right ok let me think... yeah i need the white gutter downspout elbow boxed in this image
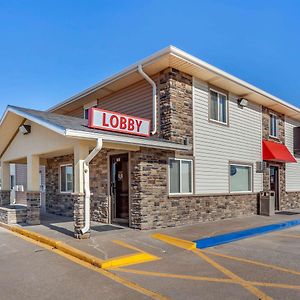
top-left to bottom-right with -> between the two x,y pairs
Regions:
81,138 -> 103,235
137,64 -> 157,135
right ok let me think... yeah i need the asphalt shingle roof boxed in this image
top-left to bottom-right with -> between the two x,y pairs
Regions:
7,105 -> 177,143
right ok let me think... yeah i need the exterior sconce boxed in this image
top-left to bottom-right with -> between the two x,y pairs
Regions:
19,125 -> 31,135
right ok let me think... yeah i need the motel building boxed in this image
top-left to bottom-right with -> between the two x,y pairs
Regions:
1,46 -> 300,239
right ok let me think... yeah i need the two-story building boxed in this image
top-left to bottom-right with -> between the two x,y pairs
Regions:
1,46 -> 300,238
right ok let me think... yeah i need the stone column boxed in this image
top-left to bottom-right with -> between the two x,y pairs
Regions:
73,142 -> 90,239
26,191 -> 41,225
73,193 -> 90,239
0,190 -> 10,206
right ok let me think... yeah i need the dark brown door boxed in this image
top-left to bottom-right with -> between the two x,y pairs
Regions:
270,166 -> 280,210
110,153 -> 129,223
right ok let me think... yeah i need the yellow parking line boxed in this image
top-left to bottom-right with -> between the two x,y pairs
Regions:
99,240 -> 160,269
116,267 -> 236,284
101,252 -> 160,269
152,233 -> 272,300
116,267 -> 300,291
192,249 -> 273,300
204,250 -> 300,276
113,239 -> 152,253
151,233 -> 196,250
6,229 -> 168,300
273,233 -> 300,238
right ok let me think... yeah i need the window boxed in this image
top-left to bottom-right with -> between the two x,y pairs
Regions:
84,104 -> 97,119
210,89 -> 228,124
10,175 -> 15,190
60,165 -> 73,193
230,164 -> 252,193
270,113 -> 278,137
169,158 -> 193,194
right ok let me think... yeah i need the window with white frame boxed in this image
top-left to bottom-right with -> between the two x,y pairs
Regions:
210,89 -> 228,124
60,165 -> 73,193
169,158 -> 193,194
270,113 -> 278,137
230,164 -> 252,193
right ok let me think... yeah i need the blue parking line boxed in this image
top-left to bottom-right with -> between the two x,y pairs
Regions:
194,219 -> 300,249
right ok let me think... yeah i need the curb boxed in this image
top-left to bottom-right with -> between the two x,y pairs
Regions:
152,233 -> 196,250
0,222 -> 104,267
0,222 -> 158,270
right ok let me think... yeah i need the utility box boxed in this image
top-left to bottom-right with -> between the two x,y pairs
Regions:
259,191 -> 275,216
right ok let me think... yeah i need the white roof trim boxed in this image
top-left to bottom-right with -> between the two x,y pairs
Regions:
0,106 -> 189,152
65,129 -> 190,151
1,106 -> 66,135
47,46 -> 173,112
47,45 -> 300,116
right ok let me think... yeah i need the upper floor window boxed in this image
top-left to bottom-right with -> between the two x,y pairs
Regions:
169,158 -> 193,195
209,89 -> 228,124
270,113 -> 278,138
83,102 -> 97,119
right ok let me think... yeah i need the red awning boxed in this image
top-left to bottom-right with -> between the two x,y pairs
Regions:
262,140 -> 297,163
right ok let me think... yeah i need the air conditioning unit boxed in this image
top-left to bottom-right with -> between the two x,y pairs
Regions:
14,185 -> 24,192
256,161 -> 266,173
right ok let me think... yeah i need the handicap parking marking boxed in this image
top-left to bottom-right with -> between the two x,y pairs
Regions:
1,224 -> 168,300
203,249 -> 300,276
193,219 -> 300,249
152,233 -> 272,299
115,267 -> 300,292
191,248 -> 273,300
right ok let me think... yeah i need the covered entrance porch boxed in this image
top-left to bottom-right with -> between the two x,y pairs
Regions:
0,106 -> 188,238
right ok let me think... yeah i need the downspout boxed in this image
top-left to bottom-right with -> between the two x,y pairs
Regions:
81,138 -> 103,235
137,64 -> 157,135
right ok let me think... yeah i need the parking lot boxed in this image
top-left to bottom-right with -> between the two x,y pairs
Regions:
1,211 -> 300,299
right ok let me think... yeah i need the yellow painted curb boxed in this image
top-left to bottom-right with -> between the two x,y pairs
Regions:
152,233 -> 196,250
0,222 -> 158,271
55,241 -> 103,268
101,252 -> 159,269
0,222 -> 103,267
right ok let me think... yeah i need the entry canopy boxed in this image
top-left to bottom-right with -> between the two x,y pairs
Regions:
262,140 -> 297,163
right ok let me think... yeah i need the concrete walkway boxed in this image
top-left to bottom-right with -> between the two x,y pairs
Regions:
19,209 -> 300,260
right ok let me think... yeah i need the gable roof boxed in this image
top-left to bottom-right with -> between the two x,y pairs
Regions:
48,45 -> 300,121
0,105 -> 190,158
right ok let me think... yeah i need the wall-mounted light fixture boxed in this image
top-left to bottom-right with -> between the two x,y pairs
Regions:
237,98 -> 248,107
19,125 -> 31,135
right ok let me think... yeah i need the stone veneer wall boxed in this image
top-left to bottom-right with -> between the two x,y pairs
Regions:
158,68 -> 193,155
131,148 -> 258,229
89,150 -> 109,223
46,154 -> 75,217
262,106 -> 300,209
46,151 -> 109,222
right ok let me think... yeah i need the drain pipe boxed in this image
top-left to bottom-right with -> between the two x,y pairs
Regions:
137,64 -> 157,135
81,138 -> 103,235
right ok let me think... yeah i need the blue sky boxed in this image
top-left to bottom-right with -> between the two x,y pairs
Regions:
0,0 -> 299,116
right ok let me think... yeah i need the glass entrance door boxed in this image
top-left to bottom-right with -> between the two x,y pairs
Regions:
270,166 -> 280,210
110,153 -> 129,224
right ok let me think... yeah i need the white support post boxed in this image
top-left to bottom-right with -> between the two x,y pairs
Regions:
26,154 -> 41,225
74,142 -> 89,194
0,160 -> 10,191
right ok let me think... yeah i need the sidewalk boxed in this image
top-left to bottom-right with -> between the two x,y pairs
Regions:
19,209 -> 300,260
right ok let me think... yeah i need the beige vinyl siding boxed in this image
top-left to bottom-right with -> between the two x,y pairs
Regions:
193,77 -> 263,194
64,106 -> 84,118
64,77 -> 155,120
98,77 -> 155,120
285,117 -> 300,191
